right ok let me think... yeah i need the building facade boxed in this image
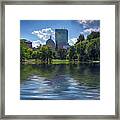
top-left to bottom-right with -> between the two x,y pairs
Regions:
55,29 -> 69,49
46,36 -> 56,49
25,41 -> 32,48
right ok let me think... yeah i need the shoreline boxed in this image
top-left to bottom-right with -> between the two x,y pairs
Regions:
21,59 -> 100,65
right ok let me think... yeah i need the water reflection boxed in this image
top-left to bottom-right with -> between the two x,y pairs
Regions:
20,64 -> 100,100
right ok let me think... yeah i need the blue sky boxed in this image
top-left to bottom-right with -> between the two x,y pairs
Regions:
20,20 -> 100,47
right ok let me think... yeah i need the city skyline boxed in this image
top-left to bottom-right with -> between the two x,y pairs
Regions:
20,20 -> 100,47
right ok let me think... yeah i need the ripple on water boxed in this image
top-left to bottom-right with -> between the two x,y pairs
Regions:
20,64 -> 100,100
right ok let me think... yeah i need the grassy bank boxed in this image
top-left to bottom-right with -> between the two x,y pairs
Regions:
52,59 -> 69,64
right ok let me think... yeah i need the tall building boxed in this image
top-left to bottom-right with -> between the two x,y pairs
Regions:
55,29 -> 69,49
46,36 -> 55,49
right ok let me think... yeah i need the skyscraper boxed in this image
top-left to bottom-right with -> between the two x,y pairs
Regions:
55,29 -> 69,49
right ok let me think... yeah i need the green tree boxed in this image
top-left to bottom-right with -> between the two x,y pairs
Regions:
86,38 -> 100,61
40,45 -> 53,64
52,51 -> 56,59
57,48 -> 67,60
32,51 -> 39,60
20,40 -> 33,62
76,34 -> 85,44
87,31 -> 100,40
76,41 -> 88,61
68,46 -> 77,62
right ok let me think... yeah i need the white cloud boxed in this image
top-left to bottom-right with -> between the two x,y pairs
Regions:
31,28 -> 55,45
77,20 -> 97,29
84,27 -> 100,34
68,38 -> 77,46
32,40 -> 41,48
80,31 -> 84,34
78,20 -> 94,24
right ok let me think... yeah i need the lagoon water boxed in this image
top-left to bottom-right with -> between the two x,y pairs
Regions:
20,64 -> 100,100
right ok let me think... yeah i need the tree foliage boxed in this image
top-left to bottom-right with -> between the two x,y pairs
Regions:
20,40 -> 53,64
39,45 -> 53,64
75,37 -> 100,62
20,31 -> 100,64
87,31 -> 100,40
57,48 -> 67,60
86,38 -> 100,61
76,41 -> 88,61
20,40 -> 32,62
68,46 -> 77,62
76,34 -> 85,44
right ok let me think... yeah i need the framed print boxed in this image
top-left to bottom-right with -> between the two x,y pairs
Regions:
0,0 -> 119,119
